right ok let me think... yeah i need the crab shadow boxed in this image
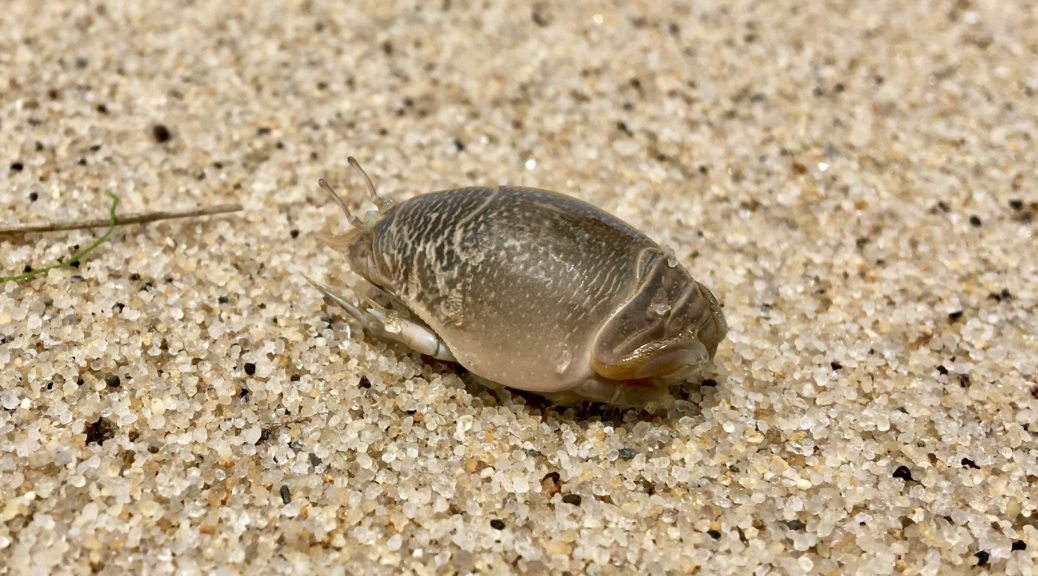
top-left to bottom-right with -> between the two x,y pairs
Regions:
430,360 -> 715,427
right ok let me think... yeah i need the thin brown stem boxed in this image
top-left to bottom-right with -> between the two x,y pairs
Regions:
0,203 -> 242,236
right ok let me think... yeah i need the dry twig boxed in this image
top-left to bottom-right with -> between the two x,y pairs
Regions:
0,203 -> 242,236
1,192 -> 242,283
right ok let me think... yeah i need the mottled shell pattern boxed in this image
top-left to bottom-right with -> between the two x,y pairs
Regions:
309,160 -> 727,407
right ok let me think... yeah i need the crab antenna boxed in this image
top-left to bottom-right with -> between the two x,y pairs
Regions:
347,156 -> 389,209
318,178 -> 361,227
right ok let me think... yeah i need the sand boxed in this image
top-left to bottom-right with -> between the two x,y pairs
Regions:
1,1 -> 1036,573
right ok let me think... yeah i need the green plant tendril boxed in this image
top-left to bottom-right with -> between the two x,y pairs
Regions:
0,190 -> 120,284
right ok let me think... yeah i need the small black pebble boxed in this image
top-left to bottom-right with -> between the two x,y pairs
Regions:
1012,540 -> 1026,551
244,362 -> 257,376
969,215 -> 982,227
218,296 -> 230,305
893,465 -> 914,481
948,310 -> 963,321
28,191 -> 38,202
96,104 -> 108,114
104,375 -> 121,388
960,457 -> 980,469
531,7 -> 550,26
358,376 -> 372,389
562,494 -> 582,506
280,484 -> 291,504
1009,199 -> 1023,211
239,387 -> 250,399
987,288 -> 1012,302
69,260 -> 80,269
290,229 -> 300,239
830,361 -> 843,371
85,416 -> 116,445
700,378 -> 718,387
937,365 -> 949,375
76,378 -> 84,386
707,529 -> 721,539
257,127 -> 272,136
490,519 -> 506,530
23,265 -> 32,273
11,162 -> 24,173
974,550 -> 989,566
309,453 -> 322,467
786,519 -> 806,530
130,273 -> 141,281
151,124 -> 172,143
453,138 -> 465,152
618,448 -> 637,459
46,382 -> 54,390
